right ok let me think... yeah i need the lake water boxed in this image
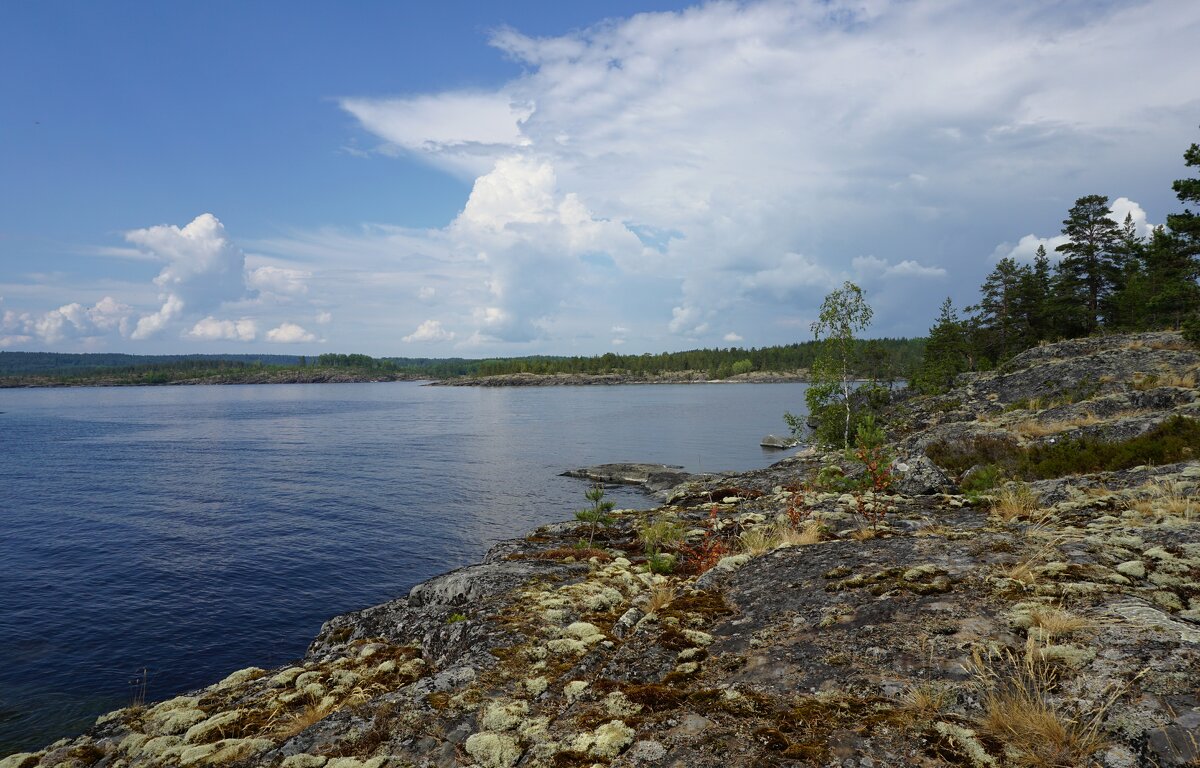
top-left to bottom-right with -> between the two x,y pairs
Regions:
0,381 -> 809,752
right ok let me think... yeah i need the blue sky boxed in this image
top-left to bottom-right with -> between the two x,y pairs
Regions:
2,0 -> 1198,356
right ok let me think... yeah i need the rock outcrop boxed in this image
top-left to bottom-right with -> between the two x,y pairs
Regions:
5,331 -> 1199,768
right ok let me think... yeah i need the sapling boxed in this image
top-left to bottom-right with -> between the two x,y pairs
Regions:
576,484 -> 615,547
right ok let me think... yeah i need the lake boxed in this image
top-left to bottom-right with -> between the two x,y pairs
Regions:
0,381 -> 809,752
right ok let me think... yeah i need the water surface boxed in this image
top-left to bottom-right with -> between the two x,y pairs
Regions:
0,381 -> 809,751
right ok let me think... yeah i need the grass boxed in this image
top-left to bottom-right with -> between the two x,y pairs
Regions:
898,682 -> 952,722
1124,478 -> 1199,521
971,648 -> 1112,767
1027,606 -> 1094,641
643,582 -> 678,616
991,483 -> 1044,523
1013,411 -> 1101,438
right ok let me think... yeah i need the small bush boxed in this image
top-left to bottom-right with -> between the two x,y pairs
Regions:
1182,313 -> 1200,348
646,552 -> 676,574
1018,416 -> 1200,478
960,463 -> 1004,492
926,435 -> 1022,475
928,417 -> 1200,481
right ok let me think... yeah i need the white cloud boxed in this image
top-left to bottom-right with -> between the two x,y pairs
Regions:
403,319 -> 456,343
994,197 -> 1155,263
315,310 -> 333,325
724,332 -> 743,342
333,0 -> 1199,349
131,294 -> 185,340
340,92 -> 533,176
418,286 -> 436,300
853,256 -> 947,279
248,265 -> 310,296
265,322 -> 317,344
1108,197 -> 1155,238
187,316 -> 257,342
124,214 -> 250,339
992,234 -> 1071,263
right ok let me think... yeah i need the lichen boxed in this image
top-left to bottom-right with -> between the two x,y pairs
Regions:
481,700 -> 529,732
464,732 -> 522,768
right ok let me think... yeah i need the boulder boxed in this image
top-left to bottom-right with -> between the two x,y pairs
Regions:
760,434 -> 797,449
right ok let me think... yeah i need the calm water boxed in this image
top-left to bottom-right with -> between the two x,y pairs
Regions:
0,381 -> 808,752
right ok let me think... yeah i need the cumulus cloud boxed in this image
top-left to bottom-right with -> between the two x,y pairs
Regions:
1,297 -> 136,345
991,234 -> 1071,263
334,0 -> 1199,348
315,310 -> 333,325
403,319 -> 456,343
123,214 -> 249,339
187,316 -> 257,342
724,332 -> 743,342
265,322 -> 317,344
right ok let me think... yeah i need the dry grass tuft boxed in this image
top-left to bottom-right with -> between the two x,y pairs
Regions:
1014,412 -> 1101,438
1124,479 -> 1199,521
739,526 -> 781,555
899,682 -> 952,722
992,483 -> 1044,523
776,519 -> 824,546
1027,606 -> 1094,641
643,582 -> 678,616
848,527 -> 879,541
971,648 -> 1113,768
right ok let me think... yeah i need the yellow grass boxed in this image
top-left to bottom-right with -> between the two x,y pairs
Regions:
1014,411 -> 1100,437
992,483 -> 1044,523
643,582 -> 677,615
1124,479 -> 1199,521
971,648 -> 1114,768
1027,606 -> 1094,641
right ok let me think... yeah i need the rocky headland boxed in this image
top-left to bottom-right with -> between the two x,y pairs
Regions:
5,332 -> 1199,768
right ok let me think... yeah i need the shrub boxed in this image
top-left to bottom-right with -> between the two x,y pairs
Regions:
850,414 -> 893,492
1182,313 -> 1200,348
1018,415 -> 1200,478
960,463 -> 1004,492
926,435 -> 1022,476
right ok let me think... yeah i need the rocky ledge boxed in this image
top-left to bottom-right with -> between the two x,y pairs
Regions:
4,332 -> 1199,768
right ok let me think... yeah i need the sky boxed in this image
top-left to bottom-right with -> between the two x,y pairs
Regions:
2,0 -> 1198,357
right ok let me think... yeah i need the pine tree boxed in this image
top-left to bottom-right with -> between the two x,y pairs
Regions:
915,298 -> 971,394
1054,194 -> 1123,333
1105,213 -> 1148,329
1022,245 -> 1053,342
970,257 -> 1031,362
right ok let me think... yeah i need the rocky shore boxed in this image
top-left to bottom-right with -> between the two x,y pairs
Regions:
4,332 -> 1199,768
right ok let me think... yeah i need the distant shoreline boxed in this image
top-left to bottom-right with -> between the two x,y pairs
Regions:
1,369 -> 812,389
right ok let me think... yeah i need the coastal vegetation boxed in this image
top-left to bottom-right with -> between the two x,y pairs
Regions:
0,338 -> 925,388
914,134 -> 1200,394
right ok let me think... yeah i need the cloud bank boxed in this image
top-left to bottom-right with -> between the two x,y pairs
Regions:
5,0 -> 1199,353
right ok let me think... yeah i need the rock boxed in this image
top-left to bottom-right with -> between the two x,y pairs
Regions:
760,434 -> 797,449
561,463 -> 689,487
889,454 -> 951,495
408,560 -> 576,608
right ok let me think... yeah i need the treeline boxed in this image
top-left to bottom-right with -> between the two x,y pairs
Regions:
465,338 -> 923,381
916,136 -> 1200,392
0,340 -> 926,385
0,351 -> 303,375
